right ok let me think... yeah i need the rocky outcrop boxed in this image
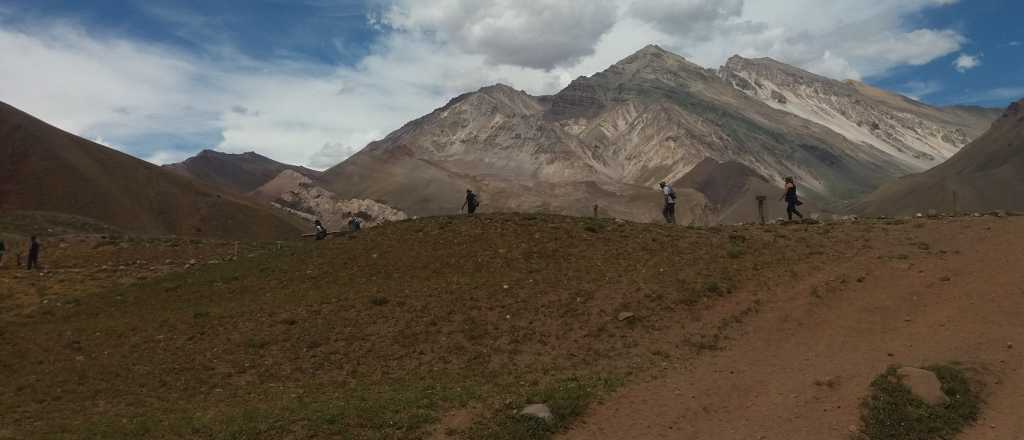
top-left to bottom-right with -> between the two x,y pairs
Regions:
258,170 -> 407,230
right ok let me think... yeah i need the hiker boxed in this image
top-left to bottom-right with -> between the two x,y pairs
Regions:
461,189 -> 480,215
0,239 -> 5,268
27,236 -> 40,270
780,176 -> 804,221
659,181 -> 676,224
314,220 -> 328,241
348,217 -> 362,232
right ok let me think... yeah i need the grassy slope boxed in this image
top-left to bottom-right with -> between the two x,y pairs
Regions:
1,214 -> 853,439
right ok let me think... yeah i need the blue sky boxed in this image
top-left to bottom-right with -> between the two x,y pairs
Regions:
0,0 -> 1021,168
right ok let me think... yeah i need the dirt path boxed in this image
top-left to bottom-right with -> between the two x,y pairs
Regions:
562,217 -> 1024,440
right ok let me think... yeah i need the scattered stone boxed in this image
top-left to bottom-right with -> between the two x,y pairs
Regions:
617,312 -> 636,321
940,276 -> 951,282
915,213 -> 924,218
897,367 -> 949,406
926,209 -> 938,218
1009,342 -> 1014,350
519,404 -> 553,421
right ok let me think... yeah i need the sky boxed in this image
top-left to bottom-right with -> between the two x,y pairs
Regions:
0,0 -> 1021,169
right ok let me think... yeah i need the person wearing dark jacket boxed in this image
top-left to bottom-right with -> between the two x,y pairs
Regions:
461,189 -> 480,215
780,177 -> 804,221
27,236 -> 40,270
0,239 -> 6,268
314,220 -> 328,241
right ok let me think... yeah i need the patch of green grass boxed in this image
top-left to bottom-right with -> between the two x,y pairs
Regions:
579,218 -> 609,234
858,364 -> 981,440
725,245 -> 744,259
464,376 -> 620,440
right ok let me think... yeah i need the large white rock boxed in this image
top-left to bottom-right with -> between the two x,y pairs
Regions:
897,367 -> 949,406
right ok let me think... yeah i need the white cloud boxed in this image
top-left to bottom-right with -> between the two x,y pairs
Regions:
143,149 -> 194,166
381,0 -> 619,70
0,0 -> 968,169
1009,41 -> 1021,47
899,80 -> 944,100
960,87 -> 1024,104
953,53 -> 981,72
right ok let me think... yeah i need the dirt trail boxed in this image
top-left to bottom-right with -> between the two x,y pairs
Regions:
562,217 -> 1024,440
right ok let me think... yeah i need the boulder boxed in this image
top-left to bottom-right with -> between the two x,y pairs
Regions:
897,367 -> 949,405
519,403 -> 553,421
617,312 -> 636,321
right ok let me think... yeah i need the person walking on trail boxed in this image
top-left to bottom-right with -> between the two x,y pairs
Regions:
348,217 -> 362,232
461,189 -> 480,215
314,220 -> 328,241
659,181 -> 677,224
0,239 -> 6,268
780,176 -> 804,221
27,236 -> 40,270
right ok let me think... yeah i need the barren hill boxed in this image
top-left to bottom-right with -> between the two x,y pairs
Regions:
859,99 -> 1024,215
165,149 -> 321,194
720,56 -> 999,172
323,45 -> 927,224
0,102 -> 302,239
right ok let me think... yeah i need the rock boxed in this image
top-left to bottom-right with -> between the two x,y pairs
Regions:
926,209 -> 938,218
188,259 -> 198,265
897,367 -> 949,405
519,404 -> 553,421
915,213 -> 924,218
617,312 -> 636,321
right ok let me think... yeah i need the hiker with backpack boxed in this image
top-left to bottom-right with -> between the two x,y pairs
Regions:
313,220 -> 328,240
659,181 -> 677,224
461,189 -> 480,215
780,176 -> 804,221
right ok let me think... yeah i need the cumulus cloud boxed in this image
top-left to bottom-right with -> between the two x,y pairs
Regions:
380,0 -> 619,70
628,0 -> 745,40
0,0 -> 969,169
1011,41 -> 1022,47
953,53 -> 981,72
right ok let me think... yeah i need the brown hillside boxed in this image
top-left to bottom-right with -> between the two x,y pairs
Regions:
0,102 -> 301,239
859,99 -> 1024,215
165,149 -> 321,194
2,213 -> 1022,438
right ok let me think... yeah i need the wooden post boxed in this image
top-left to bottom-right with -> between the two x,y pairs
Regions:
593,204 -> 599,218
756,196 -> 767,225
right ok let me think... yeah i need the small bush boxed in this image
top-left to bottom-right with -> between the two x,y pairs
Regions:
858,365 -> 981,440
466,377 -> 619,440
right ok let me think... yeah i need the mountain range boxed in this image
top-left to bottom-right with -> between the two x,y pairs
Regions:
2,45 -> 1016,232
319,45 -> 999,223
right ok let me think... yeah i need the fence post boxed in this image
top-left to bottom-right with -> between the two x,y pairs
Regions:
756,196 -> 767,225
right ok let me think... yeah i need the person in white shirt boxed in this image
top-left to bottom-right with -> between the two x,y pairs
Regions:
659,181 -> 677,224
